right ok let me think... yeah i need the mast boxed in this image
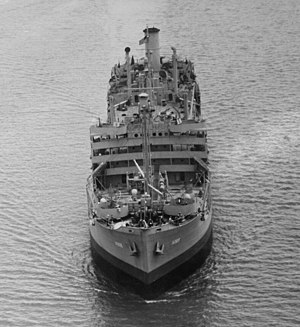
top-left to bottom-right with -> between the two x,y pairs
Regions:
139,93 -> 151,194
125,47 -> 132,97
171,46 -> 178,94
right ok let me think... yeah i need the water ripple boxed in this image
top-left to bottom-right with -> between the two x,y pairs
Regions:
0,0 -> 299,326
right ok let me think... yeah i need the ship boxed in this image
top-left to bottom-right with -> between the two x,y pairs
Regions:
86,27 -> 212,286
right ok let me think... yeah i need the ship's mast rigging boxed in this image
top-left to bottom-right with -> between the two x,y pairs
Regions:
138,93 -> 152,195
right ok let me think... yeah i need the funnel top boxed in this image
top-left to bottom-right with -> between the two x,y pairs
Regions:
143,27 -> 160,34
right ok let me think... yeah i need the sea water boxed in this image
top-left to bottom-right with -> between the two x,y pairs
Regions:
0,0 -> 299,326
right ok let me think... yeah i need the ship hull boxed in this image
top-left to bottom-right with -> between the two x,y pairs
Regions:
89,212 -> 212,285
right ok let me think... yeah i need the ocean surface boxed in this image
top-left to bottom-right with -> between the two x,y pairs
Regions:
0,0 -> 299,326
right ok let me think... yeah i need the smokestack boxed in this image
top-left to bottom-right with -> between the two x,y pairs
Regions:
143,27 -> 160,72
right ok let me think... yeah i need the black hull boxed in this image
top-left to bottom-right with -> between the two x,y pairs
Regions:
90,223 -> 213,297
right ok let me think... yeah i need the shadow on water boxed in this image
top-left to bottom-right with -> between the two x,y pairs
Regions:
90,232 -> 213,300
